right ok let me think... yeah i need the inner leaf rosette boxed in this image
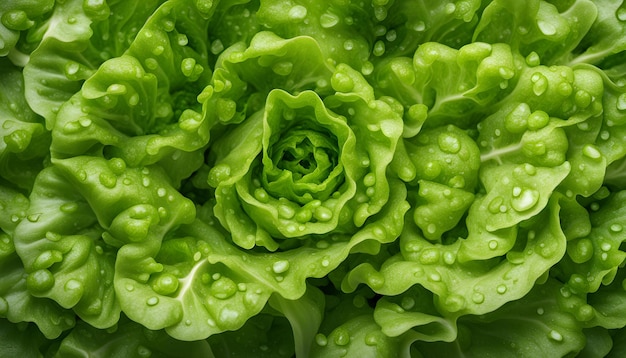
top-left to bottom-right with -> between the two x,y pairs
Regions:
208,85 -> 403,251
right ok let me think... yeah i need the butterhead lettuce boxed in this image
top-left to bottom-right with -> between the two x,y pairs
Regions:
2,0 -> 626,357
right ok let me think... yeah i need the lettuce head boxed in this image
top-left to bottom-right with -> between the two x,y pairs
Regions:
2,0 -> 626,357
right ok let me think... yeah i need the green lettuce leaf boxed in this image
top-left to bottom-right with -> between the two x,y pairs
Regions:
54,317 -> 215,358
49,0 -> 214,184
0,0 -> 54,57
13,156 -> 195,329
0,319 -> 52,357
0,57 -> 49,191
1,185 -> 75,339
115,181 -> 407,340
23,0 -> 165,127
413,279 -> 586,358
473,0 -> 597,65
374,41 -> 521,128
206,312 -> 295,358
342,194 -> 568,319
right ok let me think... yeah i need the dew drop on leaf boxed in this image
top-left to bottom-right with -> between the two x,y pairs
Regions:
496,284 -> 507,294
288,5 -> 307,20
548,330 -> 563,342
272,260 -> 290,274
511,189 -> 539,212
537,20 -> 557,36
471,292 -> 485,304
334,328 -> 351,346
320,13 -> 339,28
146,296 -> 159,306
315,333 -> 328,346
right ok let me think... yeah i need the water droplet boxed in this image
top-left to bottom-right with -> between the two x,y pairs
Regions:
211,277 -> 237,299
106,83 -> 127,96
488,240 -> 499,250
278,204 -> 295,219
177,33 -> 188,46
210,39 -> 224,54
26,269 -> 55,293
443,251 -> 456,265
617,93 -> 626,111
343,40 -> 355,51
557,82 -> 573,97
428,272 -> 441,282
472,292 -> 485,304
321,256 -> 330,267
412,21 -> 426,32
525,52 -> 541,67
488,196 -> 504,214
98,172 -> 117,189
617,8 -> 626,21
64,61 -> 81,78
577,304 -> 595,321
498,66 -> 515,80
64,279 -> 82,292
153,273 -> 179,296
272,260 -> 290,274
531,73 -> 548,96
582,144 -> 602,160
288,5 -> 307,20
537,20 -> 557,36
373,40 -> 385,56
511,189 -> 539,212
374,6 -> 387,21
196,0 -> 214,15
548,330 -> 563,342
496,284 -> 507,294
437,132 -> 461,153
144,57 -> 158,70
60,202 -> 79,213
334,328 -> 351,346
146,296 -> 159,306
313,206 -> 333,222
218,307 -> 240,324
180,57 -> 197,77
575,90 -> 592,108
315,333 -> 328,346
360,61 -> 374,76
527,110 -> 549,130
419,248 -> 440,264
272,61 -> 293,76
320,12 -> 339,28
161,18 -> 175,32
364,331 -> 380,346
